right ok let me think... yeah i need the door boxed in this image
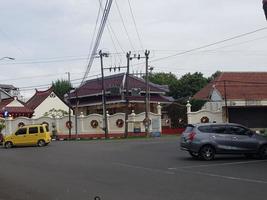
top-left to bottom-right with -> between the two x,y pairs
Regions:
28,126 -> 39,145
227,125 -> 258,153
211,125 -> 234,153
13,128 -> 28,145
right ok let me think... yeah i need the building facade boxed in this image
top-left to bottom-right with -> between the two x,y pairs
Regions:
68,73 -> 173,115
189,72 -> 267,129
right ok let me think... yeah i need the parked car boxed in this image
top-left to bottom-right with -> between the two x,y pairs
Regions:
180,123 -> 267,160
3,124 -> 51,148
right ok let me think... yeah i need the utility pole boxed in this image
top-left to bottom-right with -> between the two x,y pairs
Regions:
100,50 -> 109,139
67,72 -> 71,140
223,80 -> 228,122
144,50 -> 150,136
75,91 -> 79,139
124,51 -> 131,138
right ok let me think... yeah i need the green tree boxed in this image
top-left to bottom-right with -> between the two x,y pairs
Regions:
52,79 -> 72,99
207,70 -> 221,82
174,72 -> 208,101
148,72 -> 179,97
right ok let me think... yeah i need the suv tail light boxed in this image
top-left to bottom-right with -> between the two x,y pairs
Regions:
188,132 -> 196,141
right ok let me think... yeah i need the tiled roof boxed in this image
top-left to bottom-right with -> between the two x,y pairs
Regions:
127,95 -> 174,103
0,97 -> 34,114
193,72 -> 267,100
2,107 -> 34,114
75,95 -> 173,106
70,73 -> 168,98
26,87 -> 53,110
0,98 -> 13,108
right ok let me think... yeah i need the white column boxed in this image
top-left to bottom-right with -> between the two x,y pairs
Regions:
186,101 -> 192,124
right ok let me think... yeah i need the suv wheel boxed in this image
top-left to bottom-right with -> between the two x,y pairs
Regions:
37,140 -> 46,147
200,145 -> 215,161
258,145 -> 267,159
5,141 -> 13,149
189,151 -> 199,158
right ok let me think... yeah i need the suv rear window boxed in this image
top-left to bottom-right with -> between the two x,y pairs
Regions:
198,125 -> 212,133
184,125 -> 194,133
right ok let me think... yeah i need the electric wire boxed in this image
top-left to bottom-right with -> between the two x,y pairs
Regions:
18,74 -> 101,91
80,0 -> 113,86
0,28 -> 25,55
4,27 -> 266,66
127,0 -> 144,51
114,0 -> 136,51
98,0 -> 123,68
148,27 -> 267,64
86,0 -> 102,62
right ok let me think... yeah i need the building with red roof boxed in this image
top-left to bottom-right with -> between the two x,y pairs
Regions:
0,97 -> 34,118
192,72 -> 267,128
68,73 -> 173,115
26,87 -> 71,118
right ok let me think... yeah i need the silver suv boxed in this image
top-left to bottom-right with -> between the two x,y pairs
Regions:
180,123 -> 267,160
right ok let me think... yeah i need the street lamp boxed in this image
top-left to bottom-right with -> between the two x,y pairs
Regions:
0,57 -> 15,61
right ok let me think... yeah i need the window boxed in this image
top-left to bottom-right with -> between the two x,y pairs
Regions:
198,126 -> 212,133
212,125 -> 227,134
184,125 -> 194,133
29,127 -> 38,134
40,126 -> 44,133
228,126 -> 248,136
15,128 -> 27,135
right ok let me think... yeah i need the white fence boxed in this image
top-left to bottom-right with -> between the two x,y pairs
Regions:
2,110 -> 162,139
186,101 -> 223,124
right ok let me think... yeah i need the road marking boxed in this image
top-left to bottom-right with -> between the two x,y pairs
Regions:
180,169 -> 267,184
167,167 -> 177,170
179,160 -> 267,169
112,162 -> 175,175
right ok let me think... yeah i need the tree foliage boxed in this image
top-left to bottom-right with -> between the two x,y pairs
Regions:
174,72 -> 208,101
43,108 -> 68,118
148,72 -> 217,127
148,72 -> 178,97
52,79 -> 72,99
207,70 -> 221,82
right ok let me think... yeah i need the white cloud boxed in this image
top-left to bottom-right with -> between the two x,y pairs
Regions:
0,0 -> 266,98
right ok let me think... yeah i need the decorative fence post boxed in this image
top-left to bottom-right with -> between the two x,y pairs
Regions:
80,112 -> 85,135
129,110 -> 136,134
186,101 -> 192,124
157,103 -> 162,134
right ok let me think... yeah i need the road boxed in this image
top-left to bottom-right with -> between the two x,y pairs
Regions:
0,136 -> 267,200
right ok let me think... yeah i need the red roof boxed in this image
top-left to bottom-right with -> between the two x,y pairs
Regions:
70,73 -> 168,98
26,87 -> 53,110
193,72 -> 267,100
0,97 -> 34,115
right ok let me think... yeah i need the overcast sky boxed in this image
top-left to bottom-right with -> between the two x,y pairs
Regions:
0,0 -> 266,98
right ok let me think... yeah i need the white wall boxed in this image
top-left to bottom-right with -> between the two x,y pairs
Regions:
33,92 -> 70,118
188,109 -> 223,124
2,112 -> 162,137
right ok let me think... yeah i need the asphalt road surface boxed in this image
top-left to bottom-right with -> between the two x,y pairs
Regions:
1,136 -> 267,200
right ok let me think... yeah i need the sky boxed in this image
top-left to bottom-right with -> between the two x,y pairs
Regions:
0,0 -> 266,98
